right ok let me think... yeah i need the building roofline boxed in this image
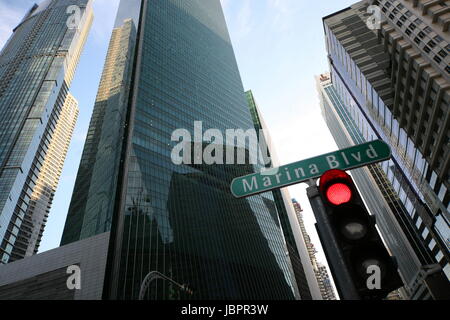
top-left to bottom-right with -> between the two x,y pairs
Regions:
322,7 -> 352,22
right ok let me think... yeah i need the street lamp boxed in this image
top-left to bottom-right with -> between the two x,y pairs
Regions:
139,271 -> 193,300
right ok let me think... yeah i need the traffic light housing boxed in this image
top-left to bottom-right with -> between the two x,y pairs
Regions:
318,169 -> 403,299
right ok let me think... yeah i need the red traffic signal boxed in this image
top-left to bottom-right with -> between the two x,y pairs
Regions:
320,169 -> 354,206
317,169 -> 403,299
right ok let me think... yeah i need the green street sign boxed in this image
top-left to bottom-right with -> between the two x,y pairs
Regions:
230,140 -> 391,198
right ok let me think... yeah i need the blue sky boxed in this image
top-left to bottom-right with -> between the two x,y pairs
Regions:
0,0 -> 358,267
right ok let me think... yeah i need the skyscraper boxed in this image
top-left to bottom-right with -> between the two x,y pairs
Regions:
61,17 -> 137,244
11,93 -> 79,261
61,0 -> 302,300
246,90 -> 321,300
316,262 -> 337,301
0,0 -> 93,264
321,0 -> 449,299
292,198 -> 337,300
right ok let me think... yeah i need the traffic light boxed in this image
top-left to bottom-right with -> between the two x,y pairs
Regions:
181,284 -> 194,295
318,169 -> 403,299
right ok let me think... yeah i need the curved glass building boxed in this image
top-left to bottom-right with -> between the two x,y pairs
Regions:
61,0 -> 306,300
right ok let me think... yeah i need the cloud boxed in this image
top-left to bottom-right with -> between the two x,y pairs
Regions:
221,0 -> 256,46
220,0 -> 230,9
0,0 -> 121,50
0,3 -> 24,50
267,0 -> 297,31
236,0 -> 253,38
89,0 -> 121,44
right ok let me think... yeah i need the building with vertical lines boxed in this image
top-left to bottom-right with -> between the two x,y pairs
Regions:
60,0 -> 302,300
246,90 -> 321,300
321,0 -> 449,299
292,198 -> 337,300
61,18 -> 137,244
0,0 -> 93,264
10,93 -> 79,261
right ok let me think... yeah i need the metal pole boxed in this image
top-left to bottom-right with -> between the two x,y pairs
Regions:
306,182 -> 360,300
139,271 -> 189,300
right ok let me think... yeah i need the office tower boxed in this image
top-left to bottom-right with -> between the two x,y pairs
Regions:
321,0 -> 449,299
316,262 -> 338,301
11,93 -> 79,261
0,0 -> 93,264
61,18 -> 137,243
292,198 -> 337,300
246,90 -> 321,300
61,0 -> 301,300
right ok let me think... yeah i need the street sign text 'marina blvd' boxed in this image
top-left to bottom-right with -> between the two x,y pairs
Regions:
231,140 -> 391,198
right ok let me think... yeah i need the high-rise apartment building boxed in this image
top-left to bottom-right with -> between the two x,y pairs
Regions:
0,0 -> 93,264
292,198 -> 337,300
11,93 -> 79,261
321,0 -> 449,299
60,0 -> 304,300
316,262 -> 338,301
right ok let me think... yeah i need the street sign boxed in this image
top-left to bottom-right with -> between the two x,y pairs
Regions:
230,140 -> 391,198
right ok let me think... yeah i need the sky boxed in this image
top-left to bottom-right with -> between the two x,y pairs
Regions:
0,0 -> 358,277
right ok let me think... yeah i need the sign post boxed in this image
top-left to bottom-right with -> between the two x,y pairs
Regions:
230,140 -> 391,198
230,141 -> 396,300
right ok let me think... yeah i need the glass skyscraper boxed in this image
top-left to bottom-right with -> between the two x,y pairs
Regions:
0,0 -> 93,264
62,0 -> 303,300
61,17 -> 137,244
246,90 -> 320,300
292,198 -> 337,300
12,92 -> 79,261
321,0 -> 449,299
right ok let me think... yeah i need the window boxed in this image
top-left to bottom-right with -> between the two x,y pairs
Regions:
416,216 -> 423,229
428,239 -> 436,251
422,228 -> 429,240
438,185 -> 447,201
434,35 -> 443,43
438,50 -> 447,58
444,263 -> 450,280
430,171 -> 438,189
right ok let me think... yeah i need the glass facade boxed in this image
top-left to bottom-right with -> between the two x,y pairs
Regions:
11,93 -> 79,260
0,0 -> 93,264
318,74 -> 426,294
322,0 -> 449,298
61,18 -> 137,245
63,0 -> 299,300
246,90 -> 314,300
